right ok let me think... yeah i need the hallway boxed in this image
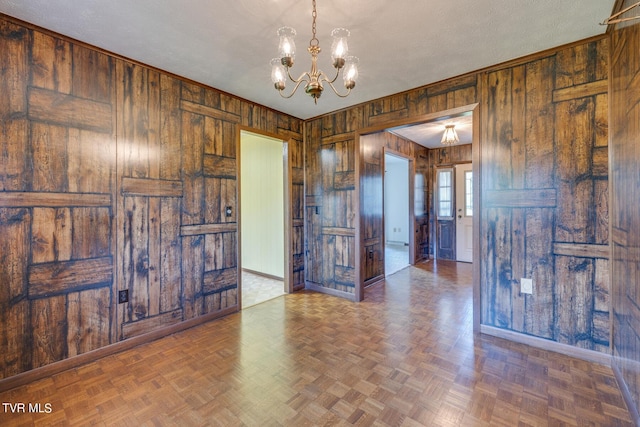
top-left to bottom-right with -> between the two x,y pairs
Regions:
0,261 -> 632,426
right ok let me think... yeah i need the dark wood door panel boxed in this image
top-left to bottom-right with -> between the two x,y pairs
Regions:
437,220 -> 455,260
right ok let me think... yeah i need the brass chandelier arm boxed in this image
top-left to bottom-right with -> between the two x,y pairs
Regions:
601,1 -> 640,25
286,67 -> 311,84
324,78 -> 352,98
277,73 -> 310,99
319,65 -> 341,85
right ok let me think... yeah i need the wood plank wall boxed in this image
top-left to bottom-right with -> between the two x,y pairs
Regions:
0,16 -> 303,379
306,37 -> 610,352
481,38 -> 609,352
305,79 -> 477,298
610,9 -> 640,422
305,112 -> 361,296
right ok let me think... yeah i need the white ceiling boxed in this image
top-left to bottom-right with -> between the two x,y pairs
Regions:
390,113 -> 473,149
0,1 -> 614,120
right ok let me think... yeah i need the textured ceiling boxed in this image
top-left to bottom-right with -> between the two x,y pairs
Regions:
0,0 -> 614,120
390,114 -> 473,149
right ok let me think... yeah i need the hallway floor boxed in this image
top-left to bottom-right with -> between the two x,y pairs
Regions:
385,243 -> 409,275
241,270 -> 285,309
0,261 -> 632,426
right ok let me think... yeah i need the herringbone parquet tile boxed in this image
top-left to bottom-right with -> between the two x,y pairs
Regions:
0,261 -> 633,426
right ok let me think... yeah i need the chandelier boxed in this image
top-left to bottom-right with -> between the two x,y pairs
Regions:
441,125 -> 459,146
270,0 -> 359,103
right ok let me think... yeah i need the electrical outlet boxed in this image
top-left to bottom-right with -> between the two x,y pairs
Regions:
118,289 -> 129,304
520,278 -> 533,295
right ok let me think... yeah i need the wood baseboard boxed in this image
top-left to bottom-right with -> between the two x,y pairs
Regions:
305,281 -> 356,301
242,268 -> 284,282
612,359 -> 640,427
0,306 -> 237,393
365,275 -> 385,287
480,325 -> 612,366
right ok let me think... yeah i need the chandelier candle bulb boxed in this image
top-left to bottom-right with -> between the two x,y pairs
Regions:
330,28 -> 350,68
343,56 -> 358,89
270,58 -> 286,90
277,27 -> 296,67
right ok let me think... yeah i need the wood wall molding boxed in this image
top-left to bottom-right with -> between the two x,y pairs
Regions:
121,177 -> 183,197
484,189 -> 557,208
0,192 -> 111,207
180,99 -> 240,123
552,79 -> 609,103
27,86 -> 112,133
180,223 -> 237,236
203,155 -> 237,179
321,227 -> 355,237
552,242 -> 610,259
28,257 -> 113,298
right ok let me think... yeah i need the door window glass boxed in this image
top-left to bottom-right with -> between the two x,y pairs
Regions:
437,169 -> 453,218
465,170 -> 473,217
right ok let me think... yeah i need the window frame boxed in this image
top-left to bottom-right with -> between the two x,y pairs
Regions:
436,168 -> 454,220
464,169 -> 473,217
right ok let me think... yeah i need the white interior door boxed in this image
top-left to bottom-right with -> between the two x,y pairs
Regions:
455,163 -> 473,262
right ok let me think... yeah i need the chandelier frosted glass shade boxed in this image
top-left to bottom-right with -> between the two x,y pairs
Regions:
330,28 -> 349,67
277,27 -> 296,66
343,56 -> 358,89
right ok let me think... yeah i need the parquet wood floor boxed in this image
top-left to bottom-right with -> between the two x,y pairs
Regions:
0,260 -> 633,426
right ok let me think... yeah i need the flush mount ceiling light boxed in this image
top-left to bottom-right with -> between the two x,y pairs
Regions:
441,124 -> 459,146
270,0 -> 359,104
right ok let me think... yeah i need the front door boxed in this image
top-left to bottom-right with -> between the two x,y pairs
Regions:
455,163 -> 473,262
436,167 -> 455,260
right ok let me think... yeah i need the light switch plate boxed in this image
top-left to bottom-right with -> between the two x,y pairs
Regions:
521,278 -> 533,294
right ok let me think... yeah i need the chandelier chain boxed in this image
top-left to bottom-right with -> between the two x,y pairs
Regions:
310,0 -> 319,47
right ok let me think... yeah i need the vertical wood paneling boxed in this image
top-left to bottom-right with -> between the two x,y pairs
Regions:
31,296 -> 66,369
523,57 -> 555,339
610,9 -> 640,421
0,15 -> 303,380
0,208 -> 30,377
480,40 -> 609,351
0,20 -> 117,378
67,287 -> 110,357
117,63 -> 185,336
0,21 -> 29,193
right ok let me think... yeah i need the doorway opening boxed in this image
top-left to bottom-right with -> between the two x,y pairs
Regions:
239,130 -> 286,308
384,152 -> 410,275
357,104 -> 479,330
434,161 -> 473,262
